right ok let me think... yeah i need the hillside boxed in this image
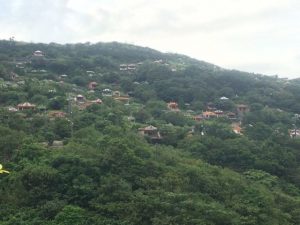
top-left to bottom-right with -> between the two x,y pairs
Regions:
0,40 -> 300,225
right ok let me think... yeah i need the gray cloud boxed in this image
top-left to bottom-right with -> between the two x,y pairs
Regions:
0,0 -> 299,78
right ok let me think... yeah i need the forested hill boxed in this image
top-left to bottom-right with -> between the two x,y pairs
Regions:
1,40 -> 300,225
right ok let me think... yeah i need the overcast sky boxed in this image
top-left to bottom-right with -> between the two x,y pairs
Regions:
0,0 -> 300,78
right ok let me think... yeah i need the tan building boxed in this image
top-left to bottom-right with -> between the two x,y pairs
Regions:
167,102 -> 180,111
17,102 -> 36,110
139,125 -> 162,140
88,82 -> 98,90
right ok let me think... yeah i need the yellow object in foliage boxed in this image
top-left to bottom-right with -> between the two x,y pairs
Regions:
0,164 -> 9,174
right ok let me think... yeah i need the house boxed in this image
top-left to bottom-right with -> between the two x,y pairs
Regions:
51,140 -> 64,148
193,115 -> 203,121
33,50 -> 44,57
17,102 -> 36,110
231,123 -> 243,135
154,59 -> 163,64
114,96 -> 130,104
102,89 -> 112,96
187,127 -> 195,138
202,111 -> 217,119
60,74 -> 68,79
48,111 -> 66,118
76,95 -> 85,102
139,125 -> 162,140
119,64 -> 128,71
113,91 -> 121,97
167,102 -> 180,111
236,104 -> 250,117
183,112 -> 194,119
88,82 -> 98,90
220,96 -> 229,100
7,106 -> 18,112
86,71 -> 95,77
77,99 -> 102,110
16,62 -> 25,69
127,64 -> 136,71
214,110 -> 225,117
90,99 -> 102,104
227,112 -> 237,120
289,129 -> 300,138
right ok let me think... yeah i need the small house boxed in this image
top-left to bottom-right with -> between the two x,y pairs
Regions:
114,96 -> 130,104
127,64 -> 136,71
17,102 -> 36,110
16,62 -> 25,69
113,91 -> 121,97
33,50 -> 44,57
231,123 -> 243,135
51,140 -> 64,148
76,95 -> 85,102
220,96 -> 229,100
48,111 -> 66,118
102,89 -> 112,96
88,82 -> 98,90
227,112 -> 237,120
139,125 -> 162,140
60,74 -> 68,79
119,64 -> 128,71
167,102 -> 180,111
193,115 -> 203,121
86,71 -> 95,77
77,99 -> 102,110
202,111 -> 217,119
7,106 -> 18,112
90,99 -> 102,104
290,129 -> 300,138
154,59 -> 163,64
214,110 -> 224,117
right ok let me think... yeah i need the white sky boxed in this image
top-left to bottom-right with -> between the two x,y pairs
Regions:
0,0 -> 300,78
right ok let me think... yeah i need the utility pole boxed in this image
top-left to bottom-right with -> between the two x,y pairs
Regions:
67,93 -> 74,138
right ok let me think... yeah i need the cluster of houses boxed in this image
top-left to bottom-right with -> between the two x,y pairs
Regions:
4,50 -> 300,143
6,102 -> 68,120
192,104 -> 249,122
137,101 -> 249,141
101,89 -> 130,104
119,64 -> 138,71
119,59 -> 175,72
165,100 -> 250,122
74,94 -> 102,110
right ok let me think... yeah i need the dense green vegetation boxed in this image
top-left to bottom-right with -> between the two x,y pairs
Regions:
0,40 -> 300,224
